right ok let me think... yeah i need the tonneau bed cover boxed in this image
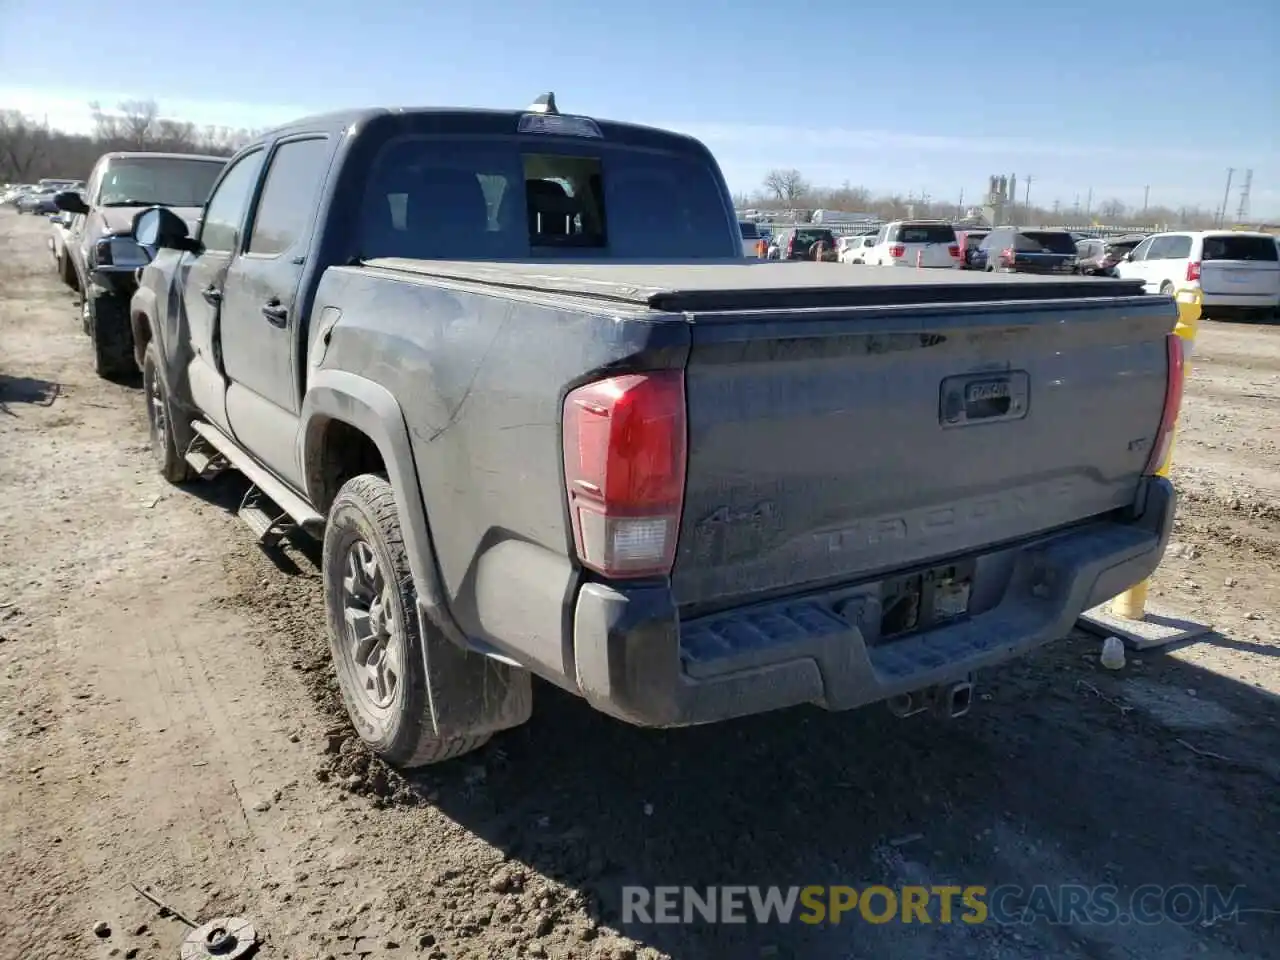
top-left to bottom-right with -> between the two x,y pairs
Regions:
365,258 -> 1149,313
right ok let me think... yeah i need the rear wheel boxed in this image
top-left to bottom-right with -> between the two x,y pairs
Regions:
323,474 -> 492,767
1159,281 -> 1174,295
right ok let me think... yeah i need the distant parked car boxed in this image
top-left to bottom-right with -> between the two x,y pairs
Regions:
955,229 -> 989,270
1113,230 -> 1280,321
15,186 -> 60,214
838,234 -> 876,263
971,228 -> 1079,275
864,221 -> 960,268
739,220 -> 767,258
1075,235 -> 1146,277
771,226 -> 838,261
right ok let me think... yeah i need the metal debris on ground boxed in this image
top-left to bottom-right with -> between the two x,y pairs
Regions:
130,880 -> 198,928
181,917 -> 258,960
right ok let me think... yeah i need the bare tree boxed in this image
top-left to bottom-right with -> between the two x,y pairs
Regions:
0,111 -> 51,181
762,168 -> 810,204
1098,198 -> 1127,221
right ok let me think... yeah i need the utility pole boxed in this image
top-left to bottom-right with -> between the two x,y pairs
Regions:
1142,185 -> 1150,216
957,188 -> 964,216
1023,176 -> 1033,220
1085,187 -> 1093,220
1235,169 -> 1253,224
1217,168 -> 1234,227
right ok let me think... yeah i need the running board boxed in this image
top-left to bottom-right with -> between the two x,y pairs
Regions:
189,421 -> 325,538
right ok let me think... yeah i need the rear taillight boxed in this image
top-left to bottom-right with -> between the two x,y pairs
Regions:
1000,246 -> 1015,263
786,236 -> 796,258
1186,261 -> 1201,282
1143,334 -> 1185,476
562,371 -> 687,578
947,244 -> 960,258
889,244 -> 905,258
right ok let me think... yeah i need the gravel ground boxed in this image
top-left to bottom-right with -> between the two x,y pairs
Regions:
1,208 -> 1277,960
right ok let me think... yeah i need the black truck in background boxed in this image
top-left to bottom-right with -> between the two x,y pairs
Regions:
124,94 -> 1183,767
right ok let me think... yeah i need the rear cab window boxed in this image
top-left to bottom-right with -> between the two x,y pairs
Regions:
1013,231 -> 1077,254
357,127 -> 735,260
1202,234 -> 1279,262
739,221 -> 760,240
891,223 -> 957,244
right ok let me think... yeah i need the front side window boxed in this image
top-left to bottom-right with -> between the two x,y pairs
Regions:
96,157 -> 226,208
200,150 -> 265,253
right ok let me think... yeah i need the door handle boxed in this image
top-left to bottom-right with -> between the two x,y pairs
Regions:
261,299 -> 288,326
201,284 -> 222,305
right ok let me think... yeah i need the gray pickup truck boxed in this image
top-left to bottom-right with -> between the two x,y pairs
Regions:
126,94 -> 1183,767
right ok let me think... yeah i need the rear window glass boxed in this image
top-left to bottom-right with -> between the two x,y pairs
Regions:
892,223 -> 956,244
1014,231 -> 1077,254
1106,239 -> 1141,253
963,232 -> 987,248
1202,235 -> 1279,262
739,221 -> 759,239
358,136 -> 734,260
794,229 -> 834,246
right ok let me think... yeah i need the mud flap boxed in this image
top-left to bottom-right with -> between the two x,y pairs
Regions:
416,600 -> 532,740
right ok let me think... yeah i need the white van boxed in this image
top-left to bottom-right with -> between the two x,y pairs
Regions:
866,220 -> 960,269
1114,231 -> 1280,320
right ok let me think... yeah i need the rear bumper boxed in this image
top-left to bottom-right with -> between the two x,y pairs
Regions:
1200,291 -> 1280,309
573,477 -> 1175,727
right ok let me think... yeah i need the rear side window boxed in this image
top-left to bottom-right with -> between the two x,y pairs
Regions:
891,223 -> 956,244
1202,235 -> 1279,262
248,138 -> 330,256
358,136 -> 733,260
1014,231 -> 1077,254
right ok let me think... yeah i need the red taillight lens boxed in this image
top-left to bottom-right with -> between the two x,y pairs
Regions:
786,236 -> 796,257
947,244 -> 960,258
1000,246 -> 1015,263
562,371 -> 687,578
1186,261 -> 1201,282
1144,334 -> 1185,476
889,244 -> 905,258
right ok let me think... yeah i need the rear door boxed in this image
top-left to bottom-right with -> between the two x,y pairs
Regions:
890,222 -> 959,268
1198,233 -> 1280,302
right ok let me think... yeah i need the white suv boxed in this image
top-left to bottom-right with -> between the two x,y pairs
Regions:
1113,231 -> 1280,320
865,220 -> 960,268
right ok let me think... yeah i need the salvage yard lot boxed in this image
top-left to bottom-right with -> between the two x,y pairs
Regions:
1,208 -> 1277,960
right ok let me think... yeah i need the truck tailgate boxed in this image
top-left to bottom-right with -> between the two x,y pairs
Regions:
673,295 -> 1176,612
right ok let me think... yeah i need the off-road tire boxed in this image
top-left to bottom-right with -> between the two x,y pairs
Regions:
142,340 -> 192,483
85,293 -> 136,381
323,474 -> 491,768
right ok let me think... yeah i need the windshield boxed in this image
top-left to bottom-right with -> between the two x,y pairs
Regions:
1014,231 -> 1077,254
97,157 -> 227,207
358,135 -> 735,260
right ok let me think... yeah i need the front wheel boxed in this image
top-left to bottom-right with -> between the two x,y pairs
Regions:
323,474 -> 492,767
142,340 -> 192,483
84,292 -> 136,380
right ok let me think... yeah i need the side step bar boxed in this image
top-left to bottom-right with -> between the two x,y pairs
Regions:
187,421 -> 325,540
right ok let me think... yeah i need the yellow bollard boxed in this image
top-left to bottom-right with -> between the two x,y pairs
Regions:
1109,286 -> 1203,621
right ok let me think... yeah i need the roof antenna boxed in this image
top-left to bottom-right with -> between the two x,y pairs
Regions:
528,92 -> 558,115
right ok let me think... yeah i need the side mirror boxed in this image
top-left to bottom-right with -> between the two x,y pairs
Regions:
1121,252 -> 1134,262
133,206 -> 195,252
53,190 -> 90,215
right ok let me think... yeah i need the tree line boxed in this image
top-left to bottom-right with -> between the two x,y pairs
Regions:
745,167 -> 1227,230
0,100 -> 257,184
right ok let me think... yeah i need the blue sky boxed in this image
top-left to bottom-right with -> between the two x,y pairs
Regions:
3,0 -> 1277,216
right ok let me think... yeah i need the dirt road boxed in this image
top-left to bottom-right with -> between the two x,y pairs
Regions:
1,208 -> 1277,960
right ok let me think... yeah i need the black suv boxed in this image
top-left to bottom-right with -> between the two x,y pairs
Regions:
972,227 -> 1078,274
770,226 -> 837,261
